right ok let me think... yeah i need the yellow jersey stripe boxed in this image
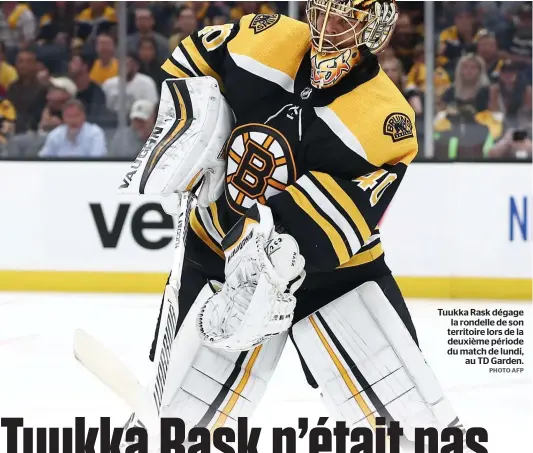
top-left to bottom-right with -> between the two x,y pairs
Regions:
161,60 -> 190,78
312,172 -> 372,243
208,202 -> 225,237
286,185 -> 350,264
190,210 -> 225,259
338,242 -> 384,269
181,37 -> 224,90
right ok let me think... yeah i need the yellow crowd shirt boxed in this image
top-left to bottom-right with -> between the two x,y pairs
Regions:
89,58 -> 119,85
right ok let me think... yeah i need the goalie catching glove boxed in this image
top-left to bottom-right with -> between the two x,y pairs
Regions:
197,203 -> 306,351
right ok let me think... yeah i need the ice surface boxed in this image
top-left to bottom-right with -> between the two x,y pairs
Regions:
0,292 -> 530,452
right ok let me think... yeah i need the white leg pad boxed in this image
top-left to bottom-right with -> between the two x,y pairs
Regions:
292,281 -> 462,441
159,282 -> 287,431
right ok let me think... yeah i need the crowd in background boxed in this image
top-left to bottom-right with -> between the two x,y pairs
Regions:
0,1 -> 531,160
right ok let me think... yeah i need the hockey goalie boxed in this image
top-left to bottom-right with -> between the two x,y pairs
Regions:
116,0 -> 472,451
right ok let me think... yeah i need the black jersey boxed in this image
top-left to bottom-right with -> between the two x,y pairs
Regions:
162,14 -> 418,312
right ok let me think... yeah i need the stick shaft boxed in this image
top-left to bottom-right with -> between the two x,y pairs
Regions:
150,191 -> 196,414
169,192 -> 196,286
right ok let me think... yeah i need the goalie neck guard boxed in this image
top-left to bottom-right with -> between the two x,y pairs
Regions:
306,0 -> 398,89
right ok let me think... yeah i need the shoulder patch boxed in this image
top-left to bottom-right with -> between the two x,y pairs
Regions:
249,14 -> 280,34
383,113 -> 414,142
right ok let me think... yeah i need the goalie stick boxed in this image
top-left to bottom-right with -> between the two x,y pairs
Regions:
74,191 -> 196,430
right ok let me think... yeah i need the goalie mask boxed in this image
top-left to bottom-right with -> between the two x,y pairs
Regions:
306,0 -> 398,88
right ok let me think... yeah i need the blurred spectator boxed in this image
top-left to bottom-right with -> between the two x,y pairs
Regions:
103,53 -> 158,114
377,47 -> 396,65
438,5 -> 481,69
0,42 -> 17,92
488,127 -> 532,160
475,2 -> 506,32
127,8 -> 168,63
0,95 -> 16,152
169,6 -> 198,51
0,1 -> 37,60
388,13 -> 423,72
90,33 -> 119,85
381,57 -> 406,90
406,44 -> 451,106
36,58 -> 51,86
381,57 -> 422,115
7,49 -> 46,133
68,53 -> 111,127
138,37 -> 166,92
440,54 -> 490,113
434,103 -> 503,160
397,1 -> 424,35
38,77 -> 76,135
109,99 -> 156,158
187,1 -> 231,27
211,7 -> 231,25
38,99 -> 107,158
497,2 -> 532,71
230,2 -> 275,21
76,1 -> 117,43
37,1 -> 76,47
434,52 -> 504,160
475,30 -> 504,82
488,60 -> 532,130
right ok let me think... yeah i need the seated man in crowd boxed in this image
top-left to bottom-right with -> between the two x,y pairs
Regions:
38,99 -> 107,158
90,33 -> 119,85
68,52 -> 115,128
127,8 -> 168,62
389,12 -> 423,73
405,43 -> 451,112
438,5 -> 483,70
102,52 -> 158,114
38,76 -> 77,135
37,1 -> 75,47
169,6 -> 198,51
7,49 -> 46,134
138,37 -> 167,92
475,30 -> 505,82
109,99 -> 155,158
75,1 -> 116,43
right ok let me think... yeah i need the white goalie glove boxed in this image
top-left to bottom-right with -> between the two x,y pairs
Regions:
117,76 -> 234,208
197,203 -> 306,351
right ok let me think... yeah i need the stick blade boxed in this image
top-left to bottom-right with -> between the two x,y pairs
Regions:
73,328 -> 143,411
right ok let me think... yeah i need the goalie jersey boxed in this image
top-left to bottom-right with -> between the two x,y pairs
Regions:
162,14 -> 417,317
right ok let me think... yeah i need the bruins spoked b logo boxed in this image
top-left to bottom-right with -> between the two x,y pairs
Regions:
249,14 -> 280,34
225,124 -> 296,214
